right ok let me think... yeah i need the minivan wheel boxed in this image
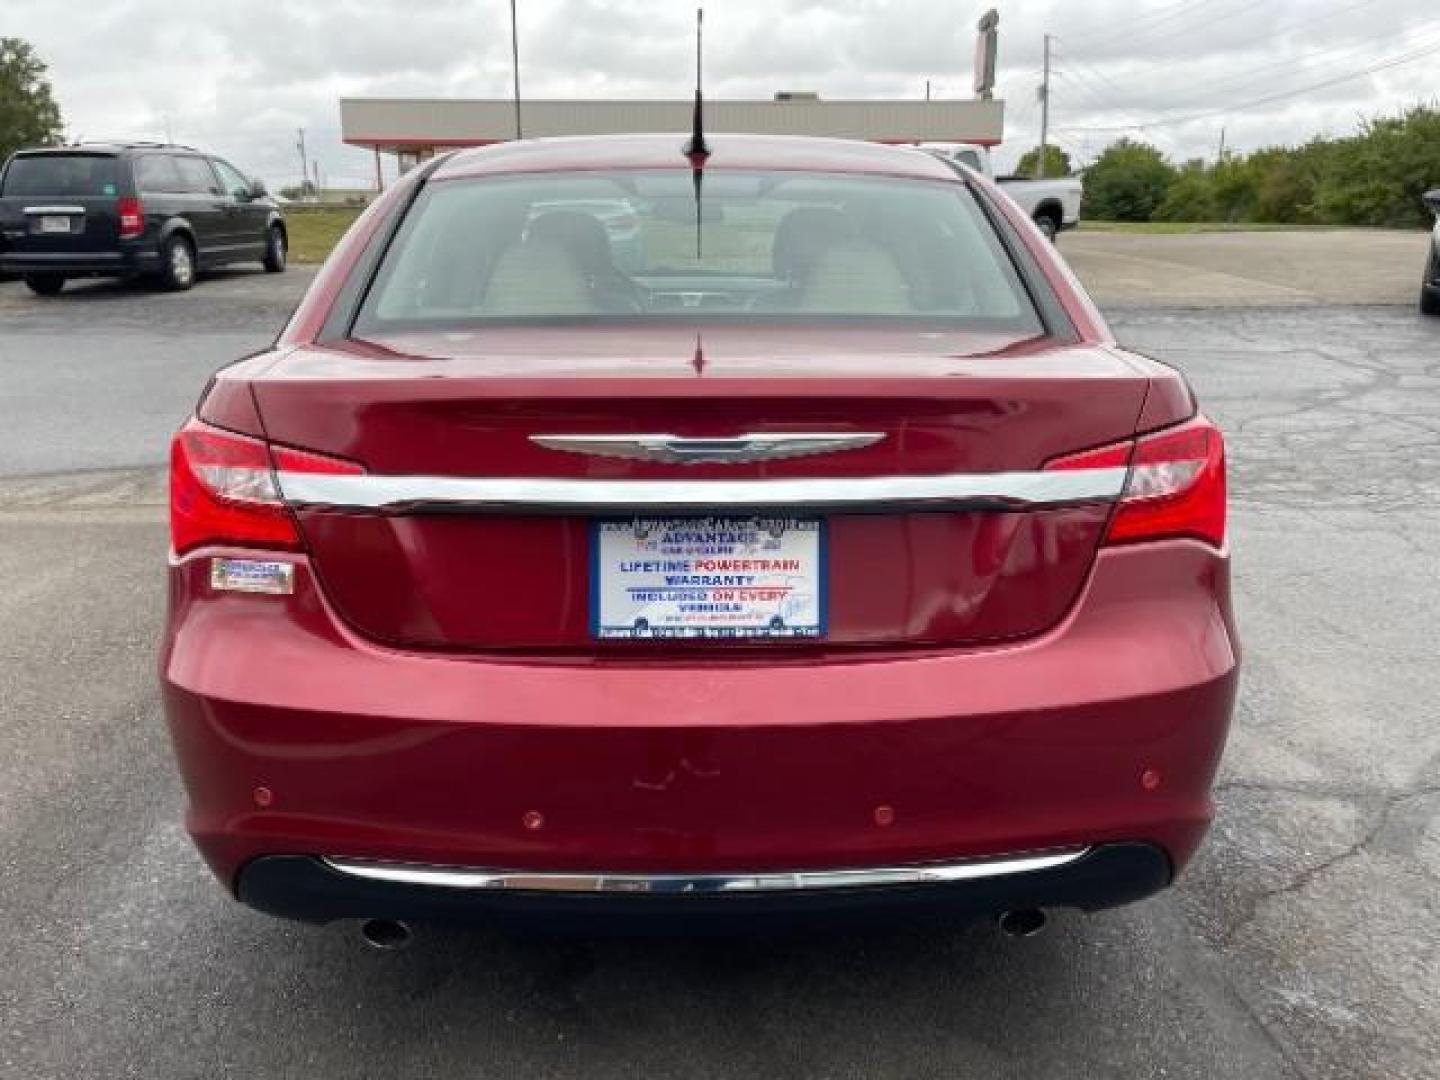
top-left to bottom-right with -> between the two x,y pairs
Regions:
24,273 -> 66,296
160,235 -> 196,291
1422,250 -> 1440,316
262,225 -> 287,273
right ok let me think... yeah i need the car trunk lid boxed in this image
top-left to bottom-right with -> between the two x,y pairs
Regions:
253,326 -> 1148,652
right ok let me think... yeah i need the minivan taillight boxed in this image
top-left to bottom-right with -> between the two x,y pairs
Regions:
169,419 -> 362,555
1047,416 -> 1227,548
117,196 -> 144,239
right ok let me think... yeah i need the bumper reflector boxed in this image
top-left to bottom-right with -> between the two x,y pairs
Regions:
210,558 -> 295,595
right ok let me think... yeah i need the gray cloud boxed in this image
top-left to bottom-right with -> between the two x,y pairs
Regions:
6,0 -> 1438,187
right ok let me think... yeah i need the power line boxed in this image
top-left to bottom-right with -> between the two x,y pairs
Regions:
1061,0 -> 1218,49
1048,50 -> 1188,155
1047,0 -> 1415,132
1064,11 -> 1437,115
1055,33 -> 1440,134
1062,0 -> 1254,53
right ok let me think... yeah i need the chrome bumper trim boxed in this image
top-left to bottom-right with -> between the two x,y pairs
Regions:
320,848 -> 1090,894
277,468 -> 1125,515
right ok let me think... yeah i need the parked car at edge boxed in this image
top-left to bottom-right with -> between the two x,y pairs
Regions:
919,142 -> 1083,241
161,134 -> 1237,937
0,142 -> 287,295
1422,188 -> 1440,316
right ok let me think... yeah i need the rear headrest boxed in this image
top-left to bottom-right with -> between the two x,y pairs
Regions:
527,211 -> 613,278
800,239 -> 913,314
772,207 -> 855,282
481,238 -> 598,315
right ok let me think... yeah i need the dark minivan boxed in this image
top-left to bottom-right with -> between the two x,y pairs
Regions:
0,142 -> 287,295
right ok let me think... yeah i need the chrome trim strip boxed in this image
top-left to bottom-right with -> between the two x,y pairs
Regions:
321,848 -> 1090,894
530,432 -> 886,466
22,205 -> 86,215
277,467 -> 1126,515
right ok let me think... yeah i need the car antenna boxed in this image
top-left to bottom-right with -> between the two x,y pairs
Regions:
683,7 -> 709,260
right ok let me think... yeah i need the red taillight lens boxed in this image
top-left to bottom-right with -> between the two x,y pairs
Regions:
169,419 -> 362,555
1047,416 -> 1227,548
1111,418 -> 1226,547
117,196 -> 144,239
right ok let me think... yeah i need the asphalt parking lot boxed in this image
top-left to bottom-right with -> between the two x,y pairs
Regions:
2,231 -> 1437,1080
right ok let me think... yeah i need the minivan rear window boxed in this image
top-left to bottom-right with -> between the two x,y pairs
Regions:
355,169 -> 1045,334
1,154 -> 121,197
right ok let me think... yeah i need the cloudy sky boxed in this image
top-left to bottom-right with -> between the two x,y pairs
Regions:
7,0 -> 1438,188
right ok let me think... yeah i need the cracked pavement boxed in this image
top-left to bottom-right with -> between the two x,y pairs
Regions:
1,247 -> 1438,1079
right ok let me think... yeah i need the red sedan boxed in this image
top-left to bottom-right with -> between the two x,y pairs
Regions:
161,134 -> 1236,940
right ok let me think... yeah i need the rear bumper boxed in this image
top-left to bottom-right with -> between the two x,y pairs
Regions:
161,539 -> 1238,922
0,245 -> 155,276
237,843 -> 1171,931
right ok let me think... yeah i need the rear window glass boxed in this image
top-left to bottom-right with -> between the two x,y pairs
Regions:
355,169 -> 1043,333
1,154 -> 120,197
174,156 -> 219,194
135,155 -> 184,194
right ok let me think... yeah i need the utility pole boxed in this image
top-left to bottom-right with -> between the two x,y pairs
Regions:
509,0 -> 523,139
296,128 -> 308,195
1037,33 -> 1052,180
1217,126 -> 1227,163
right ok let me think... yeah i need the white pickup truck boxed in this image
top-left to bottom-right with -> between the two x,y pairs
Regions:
918,143 -> 1083,241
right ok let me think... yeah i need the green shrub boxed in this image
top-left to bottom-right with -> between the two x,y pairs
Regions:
1081,139 -> 1175,222
1083,105 -> 1440,227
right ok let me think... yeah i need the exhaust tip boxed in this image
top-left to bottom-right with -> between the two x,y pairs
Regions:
997,908 -> 1047,938
359,918 -> 413,951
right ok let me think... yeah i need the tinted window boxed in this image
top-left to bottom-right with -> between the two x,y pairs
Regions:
955,151 -> 983,172
135,154 -> 183,194
211,160 -> 251,198
1,154 -> 120,197
356,170 -> 1043,333
174,156 -> 219,194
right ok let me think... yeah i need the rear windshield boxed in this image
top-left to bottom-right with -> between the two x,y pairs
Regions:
1,154 -> 121,197
355,169 -> 1044,333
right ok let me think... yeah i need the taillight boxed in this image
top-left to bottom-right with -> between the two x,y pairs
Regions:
117,196 -> 144,239
169,419 -> 362,555
1047,416 -> 1227,548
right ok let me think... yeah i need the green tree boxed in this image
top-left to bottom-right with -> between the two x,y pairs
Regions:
1081,138 -> 1175,221
0,38 -> 64,164
1154,160 -> 1217,222
1015,144 -> 1072,178
1312,107 -> 1440,228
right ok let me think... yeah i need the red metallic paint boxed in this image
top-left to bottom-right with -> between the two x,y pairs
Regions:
296,506 -> 1111,651
275,170 -> 420,347
160,135 -> 1236,914
163,539 -> 1235,886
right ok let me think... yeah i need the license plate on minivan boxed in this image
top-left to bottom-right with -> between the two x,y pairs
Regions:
39,215 -> 72,233
592,517 -> 825,639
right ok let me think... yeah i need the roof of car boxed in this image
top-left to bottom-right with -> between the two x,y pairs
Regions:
432,133 -> 959,183
14,142 -> 202,156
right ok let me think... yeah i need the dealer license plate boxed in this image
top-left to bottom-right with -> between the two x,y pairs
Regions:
592,516 -> 825,640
